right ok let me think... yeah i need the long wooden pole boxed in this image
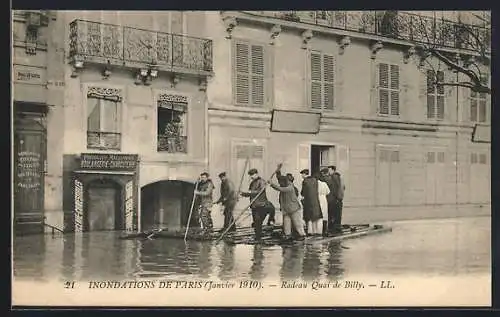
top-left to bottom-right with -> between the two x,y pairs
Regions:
184,181 -> 199,241
216,163 -> 282,244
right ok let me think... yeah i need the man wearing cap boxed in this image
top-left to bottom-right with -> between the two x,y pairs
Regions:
240,168 -> 270,241
194,172 -> 215,232
215,172 -> 237,233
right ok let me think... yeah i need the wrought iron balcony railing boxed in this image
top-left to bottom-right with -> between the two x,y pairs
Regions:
157,135 -> 188,153
87,131 -> 121,150
247,11 -> 490,51
69,19 -> 213,74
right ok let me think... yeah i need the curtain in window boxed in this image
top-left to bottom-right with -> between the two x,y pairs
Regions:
87,98 -> 101,132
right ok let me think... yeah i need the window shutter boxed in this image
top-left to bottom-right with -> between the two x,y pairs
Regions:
470,91 -> 478,122
427,151 -> 435,163
235,42 -> 250,105
436,71 -> 445,119
250,44 -> 264,106
478,93 -> 487,122
323,54 -> 335,110
378,63 -> 389,115
310,52 -> 322,109
390,64 -> 399,115
426,70 -> 435,119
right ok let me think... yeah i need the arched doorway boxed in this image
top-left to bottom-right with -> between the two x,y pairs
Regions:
140,180 -> 196,231
85,178 -> 123,231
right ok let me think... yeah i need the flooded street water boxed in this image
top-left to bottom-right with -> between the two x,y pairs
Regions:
13,216 -> 490,283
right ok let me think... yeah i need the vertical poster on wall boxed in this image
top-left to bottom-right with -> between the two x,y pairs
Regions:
74,178 -> 83,232
125,180 -> 134,231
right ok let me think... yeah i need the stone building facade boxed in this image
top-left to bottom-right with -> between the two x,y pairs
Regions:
13,10 -> 490,234
204,11 -> 491,223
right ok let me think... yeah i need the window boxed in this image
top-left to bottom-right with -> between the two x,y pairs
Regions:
427,151 -> 445,164
157,94 -> 188,153
470,90 -> 487,122
376,146 -> 401,206
427,70 -> 445,119
471,153 -> 487,165
310,51 -> 335,111
378,63 -> 400,116
233,41 -> 266,107
86,87 -> 122,150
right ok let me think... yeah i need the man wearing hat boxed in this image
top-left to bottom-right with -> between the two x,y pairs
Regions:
215,172 -> 237,233
240,168 -> 271,241
193,172 -> 215,232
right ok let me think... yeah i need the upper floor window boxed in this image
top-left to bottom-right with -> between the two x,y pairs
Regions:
310,51 -> 335,111
86,87 -> 122,151
378,63 -> 400,116
233,40 -> 267,107
470,90 -> 487,123
157,94 -> 188,153
426,70 -> 445,120
471,153 -> 487,165
427,151 -> 445,164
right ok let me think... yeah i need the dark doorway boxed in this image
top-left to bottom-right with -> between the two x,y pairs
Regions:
141,180 -> 196,231
310,145 -> 336,176
85,179 -> 123,231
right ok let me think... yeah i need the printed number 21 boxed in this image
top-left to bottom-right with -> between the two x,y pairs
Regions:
64,281 -> 75,289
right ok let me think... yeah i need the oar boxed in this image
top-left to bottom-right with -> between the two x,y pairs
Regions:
216,163 -> 283,244
184,181 -> 199,241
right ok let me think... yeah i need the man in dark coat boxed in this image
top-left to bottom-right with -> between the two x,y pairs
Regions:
194,172 -> 215,232
216,172 -> 237,232
299,169 -> 322,235
328,165 -> 346,233
240,168 -> 271,241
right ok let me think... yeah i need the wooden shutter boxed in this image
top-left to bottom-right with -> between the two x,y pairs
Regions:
310,52 -> 322,109
426,70 -> 436,119
470,91 -> 478,122
323,54 -> 335,110
436,71 -> 445,119
378,63 -> 389,115
337,145 -> 349,199
425,151 -> 436,204
376,147 -> 390,205
478,93 -> 487,122
389,150 -> 401,205
390,65 -> 400,115
250,44 -> 265,106
235,42 -> 250,105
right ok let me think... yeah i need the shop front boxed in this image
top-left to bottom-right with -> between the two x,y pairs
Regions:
70,153 -> 139,232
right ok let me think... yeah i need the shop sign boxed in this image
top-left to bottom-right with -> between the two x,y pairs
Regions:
80,153 -> 139,171
14,65 -> 45,85
17,151 -> 41,189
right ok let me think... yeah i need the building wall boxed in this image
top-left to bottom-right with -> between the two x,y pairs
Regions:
204,11 -> 491,223
56,11 -> 210,231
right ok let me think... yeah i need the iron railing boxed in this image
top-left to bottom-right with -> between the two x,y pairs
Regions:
69,19 -> 213,73
248,11 -> 490,51
87,131 -> 121,150
157,135 -> 187,153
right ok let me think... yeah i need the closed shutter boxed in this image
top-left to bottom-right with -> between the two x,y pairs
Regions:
426,70 -> 436,119
297,144 -> 311,193
337,145 -> 349,200
390,65 -> 400,115
235,43 -> 250,105
250,45 -> 265,106
310,51 -> 335,111
323,54 -> 335,110
376,148 -> 390,205
478,93 -> 487,122
436,71 -> 445,119
389,150 -> 401,205
310,52 -> 322,109
234,42 -> 265,107
378,63 -> 390,115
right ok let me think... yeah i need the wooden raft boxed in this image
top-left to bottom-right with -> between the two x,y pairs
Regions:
119,224 -> 392,246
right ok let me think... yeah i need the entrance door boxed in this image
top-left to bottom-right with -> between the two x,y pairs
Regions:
311,145 -> 336,175
86,180 -> 122,231
14,113 -> 46,234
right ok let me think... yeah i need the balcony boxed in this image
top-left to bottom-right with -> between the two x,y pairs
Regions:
158,135 -> 188,153
243,11 -> 490,51
69,19 -> 213,77
87,131 -> 121,150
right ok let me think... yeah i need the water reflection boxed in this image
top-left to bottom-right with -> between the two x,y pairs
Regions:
249,245 -> 265,280
12,217 -> 491,281
217,244 -> 235,280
